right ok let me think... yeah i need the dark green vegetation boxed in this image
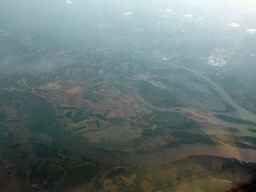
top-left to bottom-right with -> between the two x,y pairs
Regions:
30,159 -> 65,188
0,122 -> 8,134
29,119 -> 47,133
64,110 -> 91,124
170,119 -> 199,131
141,128 -> 165,137
136,80 -> 184,107
151,112 -> 184,126
14,150 -> 27,158
72,111 -> 90,124
83,90 -> 104,103
11,143 -> 22,150
64,165 -> 101,182
171,131 -> 215,145
57,165 -> 102,191
32,142 -> 59,158
0,111 -> 7,121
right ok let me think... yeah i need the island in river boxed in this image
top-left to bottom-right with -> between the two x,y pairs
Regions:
1,33 -> 256,192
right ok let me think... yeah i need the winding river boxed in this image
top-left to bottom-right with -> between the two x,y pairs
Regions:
2,47 -> 256,167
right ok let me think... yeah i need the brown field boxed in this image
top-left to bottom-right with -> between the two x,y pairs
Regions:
82,122 -> 142,143
95,86 -> 119,97
68,120 -> 87,131
92,108 -> 109,116
5,122 -> 33,143
125,94 -> 151,115
93,98 -> 136,118
35,80 -> 92,108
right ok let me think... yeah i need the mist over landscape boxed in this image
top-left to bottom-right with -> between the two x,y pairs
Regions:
1,0 -> 256,192
1,0 -> 256,72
